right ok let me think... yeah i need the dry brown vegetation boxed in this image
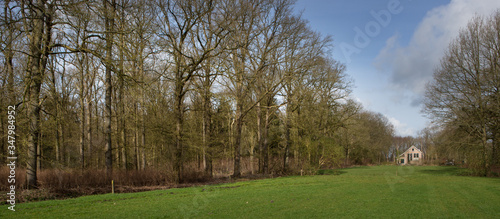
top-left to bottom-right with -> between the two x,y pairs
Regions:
0,158 -> 282,203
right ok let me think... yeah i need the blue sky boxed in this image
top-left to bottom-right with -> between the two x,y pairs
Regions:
295,0 -> 500,136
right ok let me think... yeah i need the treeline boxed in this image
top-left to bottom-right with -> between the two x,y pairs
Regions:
0,0 -> 395,188
423,11 -> 500,176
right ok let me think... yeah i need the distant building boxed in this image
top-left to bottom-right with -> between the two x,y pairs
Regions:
398,146 -> 423,165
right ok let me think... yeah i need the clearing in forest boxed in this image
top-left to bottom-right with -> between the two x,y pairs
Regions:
3,165 -> 500,218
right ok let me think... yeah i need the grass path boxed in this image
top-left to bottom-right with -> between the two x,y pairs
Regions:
2,166 -> 499,218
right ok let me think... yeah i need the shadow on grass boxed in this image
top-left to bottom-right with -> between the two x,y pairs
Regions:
316,169 -> 347,175
418,166 -> 469,176
341,166 -> 370,170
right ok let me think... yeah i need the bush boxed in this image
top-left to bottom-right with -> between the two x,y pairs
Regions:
0,167 -> 176,203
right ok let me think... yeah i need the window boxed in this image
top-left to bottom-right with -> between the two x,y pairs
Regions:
412,148 -> 414,151
401,159 -> 404,164
414,153 -> 419,158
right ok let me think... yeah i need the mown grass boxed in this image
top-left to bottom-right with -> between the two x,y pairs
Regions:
2,165 -> 499,218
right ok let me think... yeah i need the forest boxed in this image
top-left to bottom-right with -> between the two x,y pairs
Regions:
0,0 -> 498,197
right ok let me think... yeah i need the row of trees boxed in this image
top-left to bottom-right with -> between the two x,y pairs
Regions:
0,0 -> 395,188
424,10 -> 500,175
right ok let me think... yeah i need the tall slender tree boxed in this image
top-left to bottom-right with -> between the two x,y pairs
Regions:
103,0 -> 116,175
22,0 -> 54,188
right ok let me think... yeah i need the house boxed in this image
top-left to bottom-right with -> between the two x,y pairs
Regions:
398,146 -> 423,165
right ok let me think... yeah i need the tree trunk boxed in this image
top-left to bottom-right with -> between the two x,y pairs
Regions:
256,102 -> 262,173
5,0 -> 15,106
2,0 -> 14,166
104,0 -> 115,176
202,81 -> 213,176
26,36 -> 41,188
79,76 -> 86,170
114,90 -> 120,169
134,104 -> 140,170
140,59 -> 147,170
202,111 -> 207,170
51,67 -> 61,164
118,5 -> 127,170
94,93 -> 100,167
141,133 -> 146,170
119,72 -> 127,170
283,103 -> 291,172
55,116 -> 60,162
492,128 -> 499,165
250,138 -> 255,175
37,133 -> 42,172
141,100 -> 146,170
87,99 -> 92,168
174,86 -> 184,181
232,103 -> 243,178
482,125 -> 489,176
60,116 -> 66,167
26,0 -> 51,189
262,104 -> 270,174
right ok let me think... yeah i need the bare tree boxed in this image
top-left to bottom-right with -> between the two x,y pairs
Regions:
1,0 -> 20,164
424,11 -> 500,175
155,0 -> 228,181
21,0 -> 55,188
103,0 -> 116,175
280,15 -> 331,171
223,0 -> 267,177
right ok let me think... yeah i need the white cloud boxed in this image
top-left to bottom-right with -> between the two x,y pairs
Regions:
375,0 -> 500,105
353,96 -> 370,108
387,116 -> 415,136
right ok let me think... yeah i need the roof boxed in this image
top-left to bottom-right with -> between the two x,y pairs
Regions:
398,146 -> 422,157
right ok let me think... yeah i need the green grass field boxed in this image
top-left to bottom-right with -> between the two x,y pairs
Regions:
2,165 -> 499,218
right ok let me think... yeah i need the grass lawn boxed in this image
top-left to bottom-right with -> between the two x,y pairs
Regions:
2,165 -> 499,218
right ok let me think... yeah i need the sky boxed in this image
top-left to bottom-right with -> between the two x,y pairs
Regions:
294,0 -> 500,136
